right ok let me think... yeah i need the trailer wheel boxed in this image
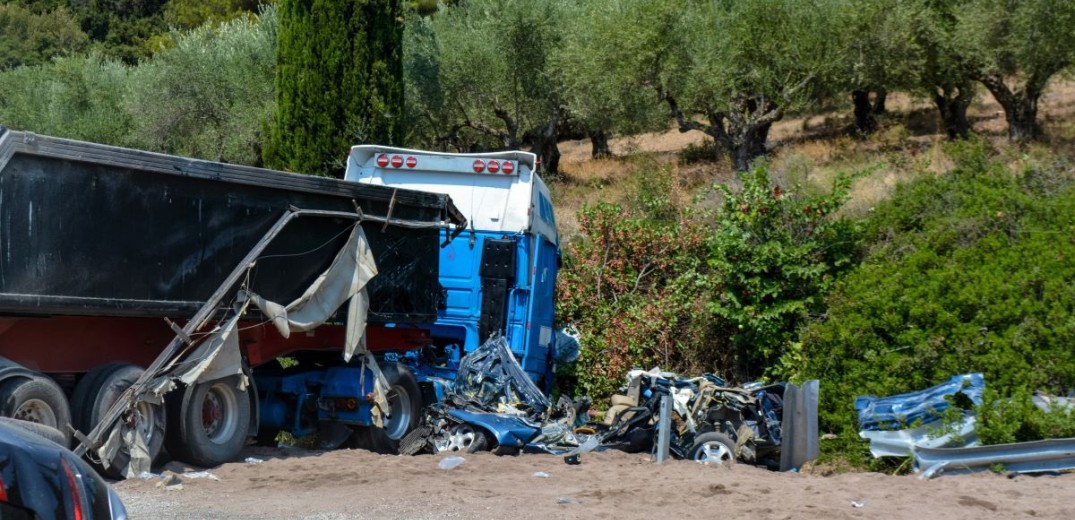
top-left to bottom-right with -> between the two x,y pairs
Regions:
0,375 -> 72,447
380,363 -> 421,441
71,364 -> 166,477
351,363 -> 421,454
166,375 -> 250,467
689,432 -> 737,465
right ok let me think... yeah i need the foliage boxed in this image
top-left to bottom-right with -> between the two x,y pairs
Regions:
0,53 -> 130,145
404,0 -> 568,171
954,0 -> 1075,140
556,165 -> 712,398
976,388 -> 1075,445
164,0 -> 262,30
708,165 -> 861,377
0,4 -> 89,70
795,139 -> 1075,446
126,6 -> 277,165
557,160 -> 860,400
266,0 -> 403,177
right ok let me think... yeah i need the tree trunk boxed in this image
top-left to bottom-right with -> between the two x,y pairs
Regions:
872,88 -> 887,115
589,130 -> 611,159
852,90 -> 877,136
531,106 -> 562,177
732,122 -> 773,172
978,74 -> 1041,142
933,86 -> 972,140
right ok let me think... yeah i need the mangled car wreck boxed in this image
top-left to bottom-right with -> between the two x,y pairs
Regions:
401,336 -> 819,469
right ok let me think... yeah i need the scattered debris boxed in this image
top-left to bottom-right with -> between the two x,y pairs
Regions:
851,500 -> 864,508
856,373 -> 984,458
437,456 -> 466,470
557,497 -> 576,504
181,471 -> 220,481
244,457 -> 264,465
532,471 -> 550,478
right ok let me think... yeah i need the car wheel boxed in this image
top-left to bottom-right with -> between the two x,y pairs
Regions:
445,424 -> 489,453
689,432 -> 736,465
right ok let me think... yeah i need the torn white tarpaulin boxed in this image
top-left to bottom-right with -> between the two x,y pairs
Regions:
244,224 -> 378,362
144,307 -> 249,401
96,413 -> 151,479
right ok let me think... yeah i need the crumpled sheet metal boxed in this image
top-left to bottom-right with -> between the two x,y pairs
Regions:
860,414 -> 978,458
855,373 -> 984,431
454,335 -> 550,417
914,437 -> 1075,478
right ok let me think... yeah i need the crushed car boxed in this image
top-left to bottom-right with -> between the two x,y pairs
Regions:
401,337 -> 818,469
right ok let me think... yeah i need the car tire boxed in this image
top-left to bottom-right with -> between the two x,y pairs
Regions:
0,416 -> 67,446
689,432 -> 737,465
165,375 -> 250,467
0,375 -> 72,447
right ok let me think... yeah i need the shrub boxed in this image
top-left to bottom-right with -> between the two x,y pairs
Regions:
557,161 -> 861,400
795,139 -> 1075,449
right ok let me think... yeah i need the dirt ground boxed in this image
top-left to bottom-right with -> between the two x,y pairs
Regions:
115,445 -> 1075,520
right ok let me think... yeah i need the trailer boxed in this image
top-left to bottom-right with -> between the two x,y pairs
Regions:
0,126 -> 463,474
0,126 -> 564,478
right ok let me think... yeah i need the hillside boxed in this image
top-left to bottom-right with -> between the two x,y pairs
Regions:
552,81 -> 1075,238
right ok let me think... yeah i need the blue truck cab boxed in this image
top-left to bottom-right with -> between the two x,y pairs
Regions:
346,146 -> 560,393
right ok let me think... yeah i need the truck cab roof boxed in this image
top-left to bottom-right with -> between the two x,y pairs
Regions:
346,146 -> 558,245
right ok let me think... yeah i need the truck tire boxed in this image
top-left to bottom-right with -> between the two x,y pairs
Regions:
0,375 -> 72,447
350,363 -> 421,454
0,416 -> 68,446
71,364 -> 166,477
165,375 -> 250,467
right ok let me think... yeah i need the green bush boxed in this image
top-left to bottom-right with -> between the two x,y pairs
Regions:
795,139 -> 1075,451
557,161 -> 860,400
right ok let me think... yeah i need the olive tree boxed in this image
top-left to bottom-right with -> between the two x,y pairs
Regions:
404,0 -> 569,174
552,0 -> 668,158
911,0 -> 979,140
831,0 -> 923,135
577,0 -> 838,171
126,6 -> 277,165
956,0 -> 1075,141
0,54 -> 130,144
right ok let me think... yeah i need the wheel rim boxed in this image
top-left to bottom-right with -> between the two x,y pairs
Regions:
134,401 -> 158,446
446,424 -> 479,452
695,441 -> 734,464
381,384 -> 413,440
202,382 -> 239,445
13,398 -> 58,427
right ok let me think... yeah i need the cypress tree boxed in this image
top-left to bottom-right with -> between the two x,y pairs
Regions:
266,0 -> 403,177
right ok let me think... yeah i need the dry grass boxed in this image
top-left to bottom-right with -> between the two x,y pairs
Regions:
550,79 -> 1075,240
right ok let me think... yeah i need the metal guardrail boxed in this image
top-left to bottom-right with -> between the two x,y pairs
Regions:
914,437 -> 1075,478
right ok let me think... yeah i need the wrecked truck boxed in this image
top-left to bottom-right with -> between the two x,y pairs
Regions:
0,126 -> 563,477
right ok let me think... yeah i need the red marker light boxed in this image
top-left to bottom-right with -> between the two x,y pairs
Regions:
473,159 -> 486,173
376,154 -> 389,167
405,156 -> 417,168
487,160 -> 500,173
390,155 -> 404,168
502,161 -> 515,174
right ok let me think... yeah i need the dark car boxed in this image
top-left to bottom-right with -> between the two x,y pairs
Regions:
0,418 -> 127,520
